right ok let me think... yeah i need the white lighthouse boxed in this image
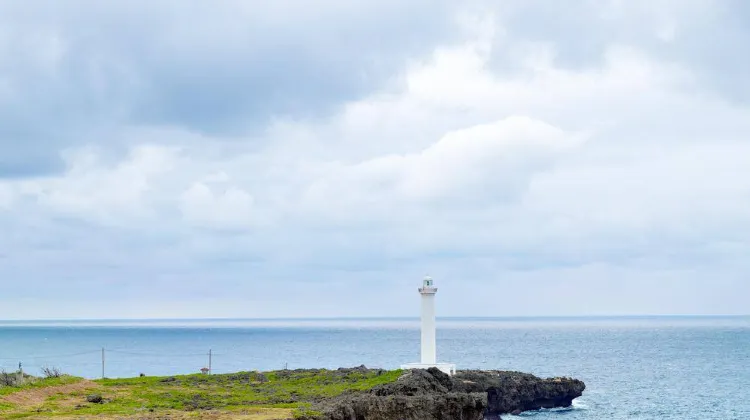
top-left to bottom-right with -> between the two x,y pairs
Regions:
401,275 -> 456,375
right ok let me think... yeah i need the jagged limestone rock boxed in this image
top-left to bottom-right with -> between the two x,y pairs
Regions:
297,367 -> 585,420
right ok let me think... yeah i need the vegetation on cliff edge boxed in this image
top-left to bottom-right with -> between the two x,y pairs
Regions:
0,368 -> 402,419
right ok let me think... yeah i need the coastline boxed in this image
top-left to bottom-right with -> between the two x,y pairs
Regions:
0,366 -> 585,419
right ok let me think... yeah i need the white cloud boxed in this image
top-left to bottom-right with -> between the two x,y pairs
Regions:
300,116 -> 586,224
264,26 -> 747,244
179,181 -> 255,229
0,183 -> 13,209
396,116 -> 583,201
524,142 -> 750,235
20,144 -> 179,224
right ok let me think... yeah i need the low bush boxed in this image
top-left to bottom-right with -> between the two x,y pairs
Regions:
86,393 -> 103,404
41,366 -> 63,379
0,370 -> 19,387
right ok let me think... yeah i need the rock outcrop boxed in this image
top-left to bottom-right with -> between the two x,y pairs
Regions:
316,392 -> 486,420
300,367 -> 585,420
453,370 -> 585,414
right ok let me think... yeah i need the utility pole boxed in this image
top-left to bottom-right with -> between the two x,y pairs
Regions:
208,349 -> 212,375
101,348 -> 105,379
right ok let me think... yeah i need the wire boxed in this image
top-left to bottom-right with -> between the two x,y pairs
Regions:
0,350 -> 101,360
1,348 -> 221,360
106,349 -> 209,357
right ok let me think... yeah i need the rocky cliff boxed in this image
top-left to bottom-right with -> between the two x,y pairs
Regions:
299,367 -> 585,420
453,370 -> 585,415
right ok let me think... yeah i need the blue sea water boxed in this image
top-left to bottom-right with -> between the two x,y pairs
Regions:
1,316 -> 749,419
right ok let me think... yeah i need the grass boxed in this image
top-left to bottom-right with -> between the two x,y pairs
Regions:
0,375 -> 80,396
0,368 -> 402,419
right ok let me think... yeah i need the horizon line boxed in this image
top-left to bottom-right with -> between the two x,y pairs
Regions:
1,314 -> 749,323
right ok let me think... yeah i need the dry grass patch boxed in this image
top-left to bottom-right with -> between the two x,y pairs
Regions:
0,380 -> 100,409
15,407 -> 293,419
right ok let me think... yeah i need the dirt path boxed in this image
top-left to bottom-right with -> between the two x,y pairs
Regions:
0,380 -> 100,408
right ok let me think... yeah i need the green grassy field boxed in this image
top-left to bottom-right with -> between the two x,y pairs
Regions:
0,368 -> 402,419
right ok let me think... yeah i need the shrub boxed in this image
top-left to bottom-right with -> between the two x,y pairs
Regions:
41,366 -> 63,378
292,407 -> 324,419
86,394 -> 103,404
0,369 -> 19,387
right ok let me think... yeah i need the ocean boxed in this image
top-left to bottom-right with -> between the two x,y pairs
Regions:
1,316 -> 748,419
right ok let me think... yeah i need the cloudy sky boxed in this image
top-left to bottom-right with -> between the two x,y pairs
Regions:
1,0 -> 749,319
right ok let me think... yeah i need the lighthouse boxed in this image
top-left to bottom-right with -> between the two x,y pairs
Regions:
419,275 -> 437,364
401,275 -> 456,375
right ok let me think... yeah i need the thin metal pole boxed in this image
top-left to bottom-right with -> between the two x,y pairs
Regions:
101,348 -> 105,379
208,349 -> 212,375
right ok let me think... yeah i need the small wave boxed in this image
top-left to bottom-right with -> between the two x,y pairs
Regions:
497,402 -> 588,418
572,398 -> 588,410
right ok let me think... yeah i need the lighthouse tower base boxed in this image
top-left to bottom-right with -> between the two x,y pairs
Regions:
400,362 -> 457,376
